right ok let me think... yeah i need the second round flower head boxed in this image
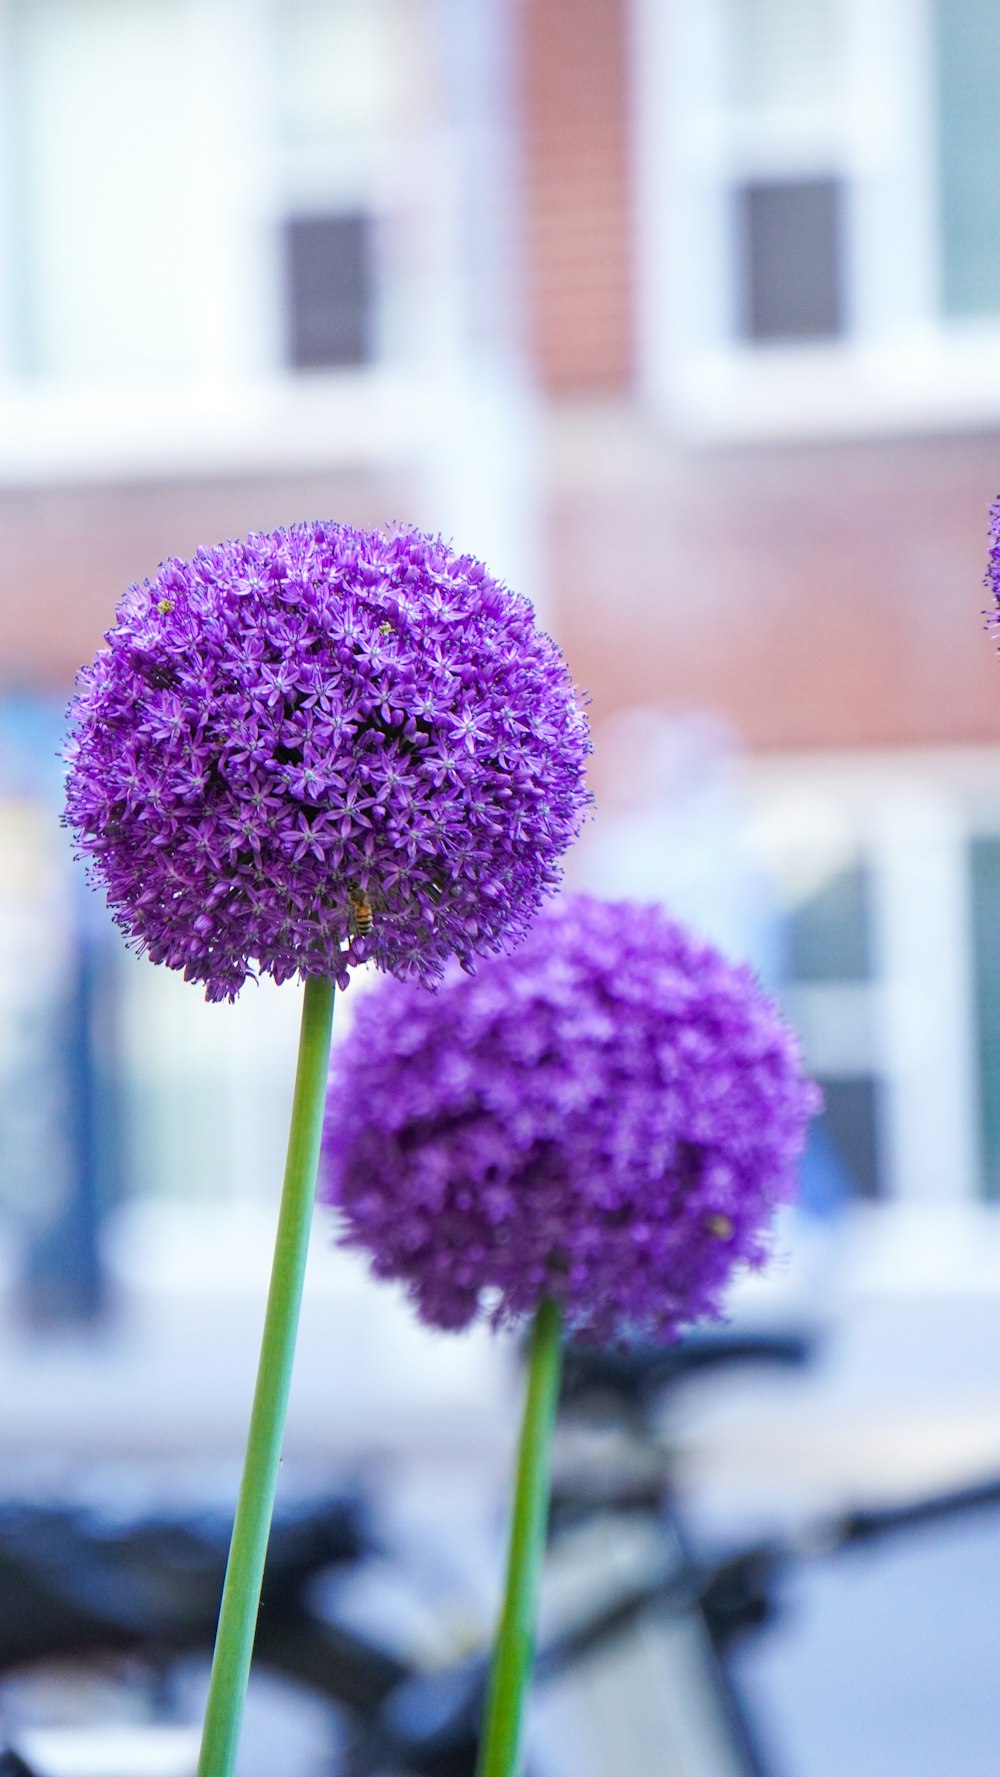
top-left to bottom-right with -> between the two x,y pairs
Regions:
323,895 -> 821,1344
64,523 -> 591,1000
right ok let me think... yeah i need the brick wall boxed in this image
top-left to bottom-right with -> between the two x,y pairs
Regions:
546,414 -> 1000,750
517,0 -> 633,392
0,472 -> 403,691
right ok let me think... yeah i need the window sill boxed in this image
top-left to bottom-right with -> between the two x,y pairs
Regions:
657,330 -> 1000,445
0,369 -> 432,486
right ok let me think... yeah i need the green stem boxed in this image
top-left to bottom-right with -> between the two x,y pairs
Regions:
476,1296 -> 564,1777
197,973 -> 336,1777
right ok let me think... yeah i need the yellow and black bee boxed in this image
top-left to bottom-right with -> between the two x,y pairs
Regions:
349,888 -> 375,938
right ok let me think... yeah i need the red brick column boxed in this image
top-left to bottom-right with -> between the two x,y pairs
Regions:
516,0 -> 634,392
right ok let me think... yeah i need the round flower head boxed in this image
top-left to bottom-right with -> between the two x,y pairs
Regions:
323,895 -> 821,1343
63,523 -> 590,1000
987,496 -> 1000,621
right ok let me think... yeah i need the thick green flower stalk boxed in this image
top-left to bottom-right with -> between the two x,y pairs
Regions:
476,1298 -> 563,1777
196,973 -> 334,1777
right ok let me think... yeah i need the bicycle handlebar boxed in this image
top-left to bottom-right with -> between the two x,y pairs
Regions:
559,1329 -> 814,1416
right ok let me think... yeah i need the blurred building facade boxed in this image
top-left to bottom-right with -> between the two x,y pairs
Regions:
0,0 -> 540,1314
3,0 -> 1000,1292
0,0 -> 537,669
517,0 -> 1000,1218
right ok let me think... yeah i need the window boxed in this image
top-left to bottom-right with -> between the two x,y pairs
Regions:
782,859 -> 885,1202
0,0 -> 202,383
724,0 -> 847,111
0,0 -> 441,472
814,1077 -> 882,1203
270,0 -> 428,376
969,837 -> 1000,1199
283,213 -> 375,370
750,760 -> 990,1212
737,176 -> 846,342
636,0 -> 1000,436
934,0 -> 1000,318
275,0 -> 415,145
785,861 -> 872,982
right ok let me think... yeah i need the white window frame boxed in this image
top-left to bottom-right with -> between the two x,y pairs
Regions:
0,0 -> 464,483
632,0 -> 1000,442
743,746 -> 1000,1214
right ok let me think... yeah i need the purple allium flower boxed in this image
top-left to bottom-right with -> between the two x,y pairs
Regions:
987,497 -> 1000,615
322,895 -> 821,1343
63,523 -> 590,1001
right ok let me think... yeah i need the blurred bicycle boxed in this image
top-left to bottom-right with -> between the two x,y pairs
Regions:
2,1330 -> 999,1776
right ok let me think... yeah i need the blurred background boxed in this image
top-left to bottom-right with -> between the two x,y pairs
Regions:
4,1 -> 1000,1772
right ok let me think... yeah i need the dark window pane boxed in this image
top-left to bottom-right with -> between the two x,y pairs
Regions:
785,864 -> 873,981
970,837 -> 1000,1198
811,1076 -> 883,1201
736,177 -> 845,341
283,212 -> 374,369
933,0 -> 1000,316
